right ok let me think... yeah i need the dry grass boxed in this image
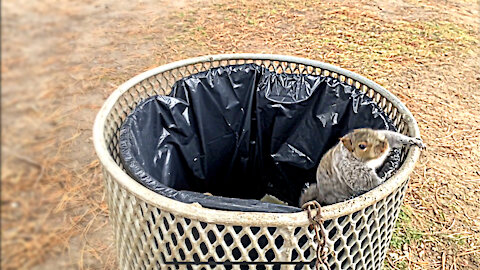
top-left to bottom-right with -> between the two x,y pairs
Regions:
164,0 -> 480,268
1,0 -> 479,269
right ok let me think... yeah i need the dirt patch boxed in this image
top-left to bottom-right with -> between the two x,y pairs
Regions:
2,0 -> 188,269
2,0 -> 479,269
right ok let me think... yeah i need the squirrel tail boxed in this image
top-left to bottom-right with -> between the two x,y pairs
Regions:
299,183 -> 320,207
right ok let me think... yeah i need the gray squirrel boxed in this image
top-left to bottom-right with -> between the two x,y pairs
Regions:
299,128 -> 425,206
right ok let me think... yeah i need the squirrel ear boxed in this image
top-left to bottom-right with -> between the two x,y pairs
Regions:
341,136 -> 354,152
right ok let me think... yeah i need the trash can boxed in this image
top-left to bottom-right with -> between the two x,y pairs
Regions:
93,54 -> 422,269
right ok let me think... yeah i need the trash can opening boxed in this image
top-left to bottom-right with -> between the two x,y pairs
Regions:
119,64 -> 400,213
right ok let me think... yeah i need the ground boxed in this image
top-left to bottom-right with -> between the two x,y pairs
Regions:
1,0 -> 479,269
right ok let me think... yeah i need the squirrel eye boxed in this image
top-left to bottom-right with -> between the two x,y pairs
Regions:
358,143 -> 367,150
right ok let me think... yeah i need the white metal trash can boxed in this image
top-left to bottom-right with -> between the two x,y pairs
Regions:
93,54 -> 422,269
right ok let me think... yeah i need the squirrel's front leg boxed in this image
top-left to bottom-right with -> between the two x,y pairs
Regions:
370,170 -> 384,188
377,130 -> 426,149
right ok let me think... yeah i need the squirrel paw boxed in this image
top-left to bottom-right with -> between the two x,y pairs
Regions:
410,138 -> 426,149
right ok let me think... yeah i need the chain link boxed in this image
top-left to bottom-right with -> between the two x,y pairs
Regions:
302,201 -> 329,270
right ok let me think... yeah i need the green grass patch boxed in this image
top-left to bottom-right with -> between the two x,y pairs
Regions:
390,206 -> 424,249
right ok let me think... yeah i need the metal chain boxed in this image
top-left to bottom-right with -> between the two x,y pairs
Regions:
302,201 -> 329,270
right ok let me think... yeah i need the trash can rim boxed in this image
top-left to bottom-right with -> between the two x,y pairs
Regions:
93,53 -> 421,226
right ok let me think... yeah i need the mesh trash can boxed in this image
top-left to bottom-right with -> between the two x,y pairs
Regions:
93,54 -> 421,269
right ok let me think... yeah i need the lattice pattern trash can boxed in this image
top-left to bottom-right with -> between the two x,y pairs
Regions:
93,54 -> 422,270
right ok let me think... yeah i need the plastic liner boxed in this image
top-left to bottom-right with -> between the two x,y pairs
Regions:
119,64 -> 400,213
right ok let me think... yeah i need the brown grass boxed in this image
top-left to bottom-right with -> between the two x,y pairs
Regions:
1,0 -> 479,269
166,1 -> 480,268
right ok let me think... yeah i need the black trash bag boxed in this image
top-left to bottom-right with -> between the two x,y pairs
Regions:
119,64 -> 400,213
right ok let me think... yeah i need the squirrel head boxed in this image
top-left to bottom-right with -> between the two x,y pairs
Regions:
340,128 -> 389,161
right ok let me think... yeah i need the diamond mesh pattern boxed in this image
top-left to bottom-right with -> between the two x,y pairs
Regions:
97,56 -> 418,269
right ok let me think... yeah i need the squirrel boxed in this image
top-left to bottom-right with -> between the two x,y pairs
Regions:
299,128 -> 425,206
